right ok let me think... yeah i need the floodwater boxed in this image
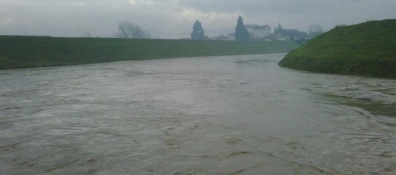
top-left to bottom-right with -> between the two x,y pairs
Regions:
0,54 -> 395,175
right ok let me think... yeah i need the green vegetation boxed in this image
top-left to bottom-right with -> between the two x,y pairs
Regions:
279,19 -> 396,79
0,36 -> 298,70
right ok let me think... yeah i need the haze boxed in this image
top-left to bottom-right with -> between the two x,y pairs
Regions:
0,0 -> 395,38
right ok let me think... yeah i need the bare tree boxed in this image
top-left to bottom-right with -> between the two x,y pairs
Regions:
117,21 -> 150,39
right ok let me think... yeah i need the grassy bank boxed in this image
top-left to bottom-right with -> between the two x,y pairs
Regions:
279,19 -> 396,79
0,36 -> 299,70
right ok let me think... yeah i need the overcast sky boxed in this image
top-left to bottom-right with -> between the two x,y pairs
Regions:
1,0 -> 395,38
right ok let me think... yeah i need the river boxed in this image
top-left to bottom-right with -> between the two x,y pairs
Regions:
1,54 -> 395,175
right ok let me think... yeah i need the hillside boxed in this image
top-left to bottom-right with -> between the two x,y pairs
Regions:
279,19 -> 396,79
0,36 -> 299,70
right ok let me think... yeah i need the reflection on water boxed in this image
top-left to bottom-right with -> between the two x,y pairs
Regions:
1,54 -> 395,174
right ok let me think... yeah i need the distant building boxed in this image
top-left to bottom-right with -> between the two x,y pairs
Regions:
279,29 -> 308,40
212,23 -> 310,41
271,24 -> 309,41
245,25 -> 271,40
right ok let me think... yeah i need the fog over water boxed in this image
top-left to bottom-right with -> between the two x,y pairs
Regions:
1,54 -> 395,174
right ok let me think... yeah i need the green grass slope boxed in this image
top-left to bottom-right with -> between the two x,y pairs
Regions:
279,19 -> 396,78
0,56 -> 32,69
0,36 -> 298,70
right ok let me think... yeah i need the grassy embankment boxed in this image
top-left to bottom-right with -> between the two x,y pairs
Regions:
279,19 -> 396,79
0,36 -> 299,70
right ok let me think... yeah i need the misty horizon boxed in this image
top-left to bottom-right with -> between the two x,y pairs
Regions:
1,0 -> 395,39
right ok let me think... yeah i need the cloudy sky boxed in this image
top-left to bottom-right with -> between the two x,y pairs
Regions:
0,0 -> 395,38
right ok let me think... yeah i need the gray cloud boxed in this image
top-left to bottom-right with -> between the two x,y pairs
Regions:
0,0 -> 395,38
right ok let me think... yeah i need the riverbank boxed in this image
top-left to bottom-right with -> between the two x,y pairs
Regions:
0,36 -> 299,70
279,19 -> 396,79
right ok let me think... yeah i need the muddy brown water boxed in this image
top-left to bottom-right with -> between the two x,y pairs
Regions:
1,54 -> 395,174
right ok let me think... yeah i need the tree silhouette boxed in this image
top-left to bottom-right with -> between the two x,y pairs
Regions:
191,20 -> 205,40
235,15 -> 249,41
117,21 -> 150,39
